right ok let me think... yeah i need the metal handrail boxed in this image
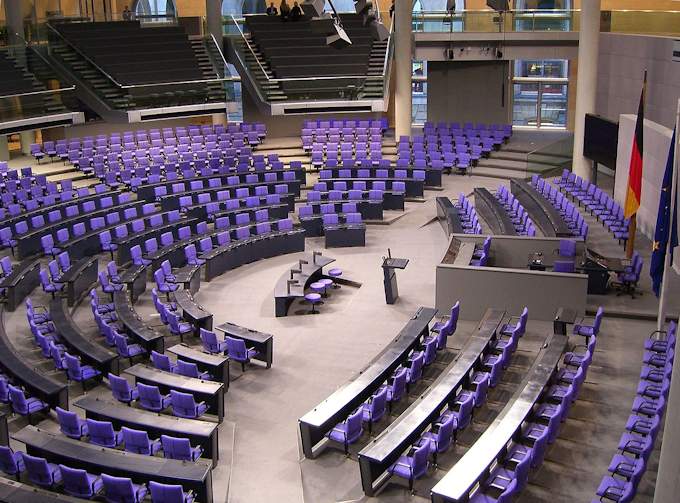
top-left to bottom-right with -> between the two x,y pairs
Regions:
0,35 -> 77,99
228,15 -> 272,83
45,21 -> 127,88
0,86 -> 75,100
209,32 -> 241,83
227,36 -> 269,104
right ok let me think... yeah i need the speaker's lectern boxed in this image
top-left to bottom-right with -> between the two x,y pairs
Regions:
382,250 -> 409,304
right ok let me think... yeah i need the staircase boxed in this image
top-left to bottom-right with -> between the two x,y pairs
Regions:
240,34 -> 287,102
360,40 -> 388,99
189,36 -> 232,104
49,38 -> 134,111
2,50 -> 69,117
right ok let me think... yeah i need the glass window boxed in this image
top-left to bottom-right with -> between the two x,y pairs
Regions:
514,59 -> 567,79
135,0 -> 176,17
412,60 -> 427,125
324,0 -> 356,12
512,59 -> 568,129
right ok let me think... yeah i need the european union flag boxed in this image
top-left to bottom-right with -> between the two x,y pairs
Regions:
650,128 -> 678,297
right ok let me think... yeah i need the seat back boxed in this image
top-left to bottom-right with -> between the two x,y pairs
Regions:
56,407 -> 81,437
138,383 -> 164,410
21,453 -> 54,486
60,464 -> 93,496
86,418 -> 115,446
149,481 -> 186,502
102,474 -> 135,501
122,427 -> 150,454
109,373 -> 133,402
151,350 -> 173,372
226,336 -> 247,361
0,446 -> 20,474
160,435 -> 192,461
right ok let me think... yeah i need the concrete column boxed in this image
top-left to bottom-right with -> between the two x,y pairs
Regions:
0,136 -> 9,162
206,0 -> 224,51
20,131 -> 36,156
394,0 -> 413,139
4,0 -> 27,45
571,0 -> 601,180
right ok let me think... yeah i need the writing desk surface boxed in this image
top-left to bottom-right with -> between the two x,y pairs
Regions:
382,258 -> 409,269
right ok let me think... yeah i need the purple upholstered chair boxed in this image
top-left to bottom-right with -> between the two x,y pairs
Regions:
360,386 -> 388,434
109,372 -> 139,405
102,474 -> 148,503
327,408 -> 363,454
225,336 -> 260,371
59,464 -> 103,499
64,353 -> 101,388
200,328 -> 227,354
0,446 -> 25,480
56,406 -> 89,439
138,383 -> 171,412
122,426 -> 162,456
114,333 -> 146,363
387,441 -> 429,491
170,390 -> 208,419
8,385 -> 48,419
417,413 -> 456,466
86,418 -> 123,448
160,435 -> 203,462
149,481 -> 195,503
573,306 -> 604,338
21,453 -> 62,488
176,360 -> 212,380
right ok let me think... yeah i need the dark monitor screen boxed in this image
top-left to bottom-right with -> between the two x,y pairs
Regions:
584,113 -> 619,169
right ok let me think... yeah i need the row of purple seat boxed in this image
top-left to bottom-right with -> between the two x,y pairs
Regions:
31,122 -> 266,163
554,170 -> 629,246
326,303 -> 462,456
303,118 -> 388,130
594,320 -> 676,503
456,194 -> 483,234
530,176 -> 589,241
459,309 -> 597,503
495,186 -> 537,237
0,443 -> 196,501
385,307 -> 528,492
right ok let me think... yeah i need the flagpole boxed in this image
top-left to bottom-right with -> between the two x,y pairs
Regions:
657,99 -> 680,330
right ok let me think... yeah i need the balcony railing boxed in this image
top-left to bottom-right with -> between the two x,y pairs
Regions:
411,9 -> 680,36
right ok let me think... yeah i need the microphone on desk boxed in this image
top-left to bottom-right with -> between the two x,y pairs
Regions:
299,259 -> 308,269
312,250 -> 322,264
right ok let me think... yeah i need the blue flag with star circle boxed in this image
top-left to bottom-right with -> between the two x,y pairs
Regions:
650,128 -> 678,297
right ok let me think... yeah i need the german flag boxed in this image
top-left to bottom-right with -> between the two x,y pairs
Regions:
624,72 -> 646,218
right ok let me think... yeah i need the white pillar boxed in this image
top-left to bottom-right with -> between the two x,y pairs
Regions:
0,136 -> 9,162
20,131 -> 36,156
571,0 -> 601,180
394,0 -> 413,139
206,0 -> 224,51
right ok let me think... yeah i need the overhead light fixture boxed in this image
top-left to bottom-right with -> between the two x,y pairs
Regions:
310,13 -> 335,34
301,0 -> 326,18
354,0 -> 372,15
327,23 -> 352,49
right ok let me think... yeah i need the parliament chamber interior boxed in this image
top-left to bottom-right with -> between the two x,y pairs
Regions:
0,0 -> 679,502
